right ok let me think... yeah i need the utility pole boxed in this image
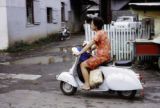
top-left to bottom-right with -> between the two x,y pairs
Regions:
99,0 -> 112,24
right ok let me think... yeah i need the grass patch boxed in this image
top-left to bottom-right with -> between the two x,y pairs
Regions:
6,41 -> 31,53
5,33 -> 59,53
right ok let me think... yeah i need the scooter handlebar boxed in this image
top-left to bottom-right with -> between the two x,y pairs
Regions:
72,47 -> 80,55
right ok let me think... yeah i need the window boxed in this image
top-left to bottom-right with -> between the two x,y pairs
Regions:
47,7 -> 53,23
26,0 -> 40,25
26,0 -> 34,24
61,2 -> 65,22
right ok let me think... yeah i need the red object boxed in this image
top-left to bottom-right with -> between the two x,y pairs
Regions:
135,43 -> 160,56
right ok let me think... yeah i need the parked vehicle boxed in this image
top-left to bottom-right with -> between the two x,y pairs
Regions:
111,16 -> 141,29
56,46 -> 144,99
59,27 -> 70,41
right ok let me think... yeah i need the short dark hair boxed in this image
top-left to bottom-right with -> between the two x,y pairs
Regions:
92,17 -> 104,30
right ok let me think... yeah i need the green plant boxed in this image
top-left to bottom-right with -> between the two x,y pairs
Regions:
6,41 -> 31,52
33,33 -> 59,45
5,33 -> 59,53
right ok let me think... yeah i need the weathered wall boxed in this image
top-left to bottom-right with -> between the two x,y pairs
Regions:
6,0 -> 61,45
132,10 -> 160,36
0,0 -> 79,48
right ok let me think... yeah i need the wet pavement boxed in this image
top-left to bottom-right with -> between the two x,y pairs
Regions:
0,34 -> 160,108
0,62 -> 160,108
0,34 -> 84,63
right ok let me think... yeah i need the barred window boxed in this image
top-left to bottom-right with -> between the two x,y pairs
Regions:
26,0 -> 40,25
61,2 -> 65,22
47,7 -> 53,23
26,0 -> 34,24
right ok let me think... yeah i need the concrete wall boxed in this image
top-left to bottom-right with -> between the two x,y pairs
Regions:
45,0 -> 61,35
0,0 -> 9,49
132,10 -> 160,36
0,0 -> 73,48
6,0 -> 61,45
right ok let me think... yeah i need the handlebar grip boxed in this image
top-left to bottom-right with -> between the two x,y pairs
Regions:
72,47 -> 80,55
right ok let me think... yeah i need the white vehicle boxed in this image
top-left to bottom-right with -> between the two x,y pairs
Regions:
111,16 -> 141,29
56,46 -> 144,99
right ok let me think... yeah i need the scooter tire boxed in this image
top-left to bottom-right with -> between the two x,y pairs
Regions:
117,90 -> 137,99
60,81 -> 77,96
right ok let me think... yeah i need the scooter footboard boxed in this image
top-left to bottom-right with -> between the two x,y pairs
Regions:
56,72 -> 78,87
106,73 -> 143,91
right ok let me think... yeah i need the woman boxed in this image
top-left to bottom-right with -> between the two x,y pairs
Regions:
76,17 -> 111,90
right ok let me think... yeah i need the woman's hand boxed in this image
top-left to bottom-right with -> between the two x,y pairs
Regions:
74,52 -> 81,56
72,47 -> 81,56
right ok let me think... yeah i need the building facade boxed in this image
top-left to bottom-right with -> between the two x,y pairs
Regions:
0,0 -> 71,50
130,3 -> 160,37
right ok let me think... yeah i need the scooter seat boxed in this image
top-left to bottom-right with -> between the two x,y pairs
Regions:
115,60 -> 132,66
100,60 -> 113,66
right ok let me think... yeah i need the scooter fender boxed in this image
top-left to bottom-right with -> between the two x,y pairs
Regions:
56,72 -> 78,87
106,73 -> 143,91
101,67 -> 143,91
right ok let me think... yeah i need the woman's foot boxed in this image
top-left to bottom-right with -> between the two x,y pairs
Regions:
81,84 -> 90,90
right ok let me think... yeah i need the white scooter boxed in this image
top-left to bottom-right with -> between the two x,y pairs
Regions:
56,47 -> 144,99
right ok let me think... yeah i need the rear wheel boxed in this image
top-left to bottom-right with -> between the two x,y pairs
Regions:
60,81 -> 77,96
117,90 -> 137,99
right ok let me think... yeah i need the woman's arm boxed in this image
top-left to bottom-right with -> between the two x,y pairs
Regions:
79,41 -> 95,55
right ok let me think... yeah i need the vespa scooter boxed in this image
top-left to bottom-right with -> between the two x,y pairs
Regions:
56,47 -> 144,99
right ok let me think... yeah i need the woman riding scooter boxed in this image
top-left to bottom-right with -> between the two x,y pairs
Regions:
75,17 -> 111,90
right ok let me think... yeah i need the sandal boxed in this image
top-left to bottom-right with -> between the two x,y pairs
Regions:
81,85 -> 90,91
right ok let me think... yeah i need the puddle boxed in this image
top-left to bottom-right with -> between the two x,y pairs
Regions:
47,47 -> 73,53
0,46 -> 78,65
0,55 -> 73,65
0,73 -> 41,80
11,56 -> 73,65
11,74 -> 41,80
0,84 -> 8,88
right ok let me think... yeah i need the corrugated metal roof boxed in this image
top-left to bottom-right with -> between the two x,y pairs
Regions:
112,0 -> 131,10
87,6 -> 99,11
129,3 -> 160,6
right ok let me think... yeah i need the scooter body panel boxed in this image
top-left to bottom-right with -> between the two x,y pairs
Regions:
95,80 -> 109,91
100,66 -> 143,90
57,72 -> 78,87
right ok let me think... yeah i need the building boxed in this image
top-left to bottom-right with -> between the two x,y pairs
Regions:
81,0 -> 137,21
0,0 -> 71,50
129,2 -> 160,37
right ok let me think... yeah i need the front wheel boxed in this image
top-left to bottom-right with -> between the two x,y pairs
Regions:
60,81 -> 77,96
117,90 -> 137,99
